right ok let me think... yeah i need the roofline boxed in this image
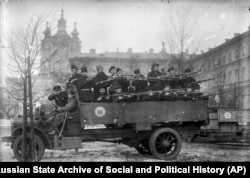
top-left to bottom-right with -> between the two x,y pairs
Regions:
193,28 -> 250,61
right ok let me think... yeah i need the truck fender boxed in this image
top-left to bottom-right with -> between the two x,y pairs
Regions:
12,126 -> 52,149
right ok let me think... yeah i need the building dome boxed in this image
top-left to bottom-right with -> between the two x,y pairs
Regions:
71,22 -> 79,37
58,9 -> 66,24
58,9 -> 67,33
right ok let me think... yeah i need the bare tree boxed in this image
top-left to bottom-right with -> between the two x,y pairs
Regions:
1,14 -> 67,161
162,6 -> 201,72
50,70 -> 71,84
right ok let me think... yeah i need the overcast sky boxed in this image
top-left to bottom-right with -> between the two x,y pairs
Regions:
1,0 -> 249,54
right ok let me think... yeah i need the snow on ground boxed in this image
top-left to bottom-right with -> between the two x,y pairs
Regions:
1,119 -> 250,162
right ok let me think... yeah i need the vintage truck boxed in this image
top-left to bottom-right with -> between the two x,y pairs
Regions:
2,93 -> 209,161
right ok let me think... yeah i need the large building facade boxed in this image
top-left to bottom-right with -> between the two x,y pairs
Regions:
40,10 -> 192,78
69,47 -> 172,76
40,9 -> 81,76
191,27 -> 250,109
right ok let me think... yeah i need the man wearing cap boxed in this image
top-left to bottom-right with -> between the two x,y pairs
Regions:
115,68 -> 130,93
93,65 -> 108,82
181,68 -> 200,91
96,88 -> 108,102
147,62 -> 163,91
108,66 -> 116,79
105,66 -> 116,95
132,69 -> 148,93
77,66 -> 94,102
67,65 -> 82,87
93,65 -> 108,100
48,85 -> 68,107
167,67 -> 181,89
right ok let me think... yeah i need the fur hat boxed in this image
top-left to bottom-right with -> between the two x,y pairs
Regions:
116,67 -> 122,73
109,66 -> 116,73
81,66 -> 88,73
53,85 -> 61,91
71,65 -> 78,71
134,69 -> 140,74
96,65 -> 103,70
151,62 -> 159,69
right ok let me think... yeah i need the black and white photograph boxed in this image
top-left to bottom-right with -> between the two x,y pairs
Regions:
0,0 -> 250,162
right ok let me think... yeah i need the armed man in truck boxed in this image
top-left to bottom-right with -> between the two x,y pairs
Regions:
48,90 -> 78,135
48,85 -> 68,107
77,66 -> 94,102
67,65 -> 82,88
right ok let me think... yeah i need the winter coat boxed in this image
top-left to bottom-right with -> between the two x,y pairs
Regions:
48,91 -> 68,107
147,70 -> 163,91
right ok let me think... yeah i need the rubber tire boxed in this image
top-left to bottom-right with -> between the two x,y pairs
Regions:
12,134 -> 45,162
149,128 -> 182,160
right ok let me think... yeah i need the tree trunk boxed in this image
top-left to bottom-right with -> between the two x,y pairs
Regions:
21,71 -> 27,162
27,56 -> 36,161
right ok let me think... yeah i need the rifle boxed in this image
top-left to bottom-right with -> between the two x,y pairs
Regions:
160,71 -> 200,80
98,88 -> 206,99
192,75 -> 224,84
95,78 -> 116,85
95,75 -> 164,85
197,89 -> 237,99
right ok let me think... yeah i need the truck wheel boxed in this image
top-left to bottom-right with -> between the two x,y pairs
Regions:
149,128 -> 182,160
12,134 -> 45,162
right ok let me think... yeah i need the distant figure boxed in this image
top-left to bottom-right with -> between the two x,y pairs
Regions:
48,85 -> 68,107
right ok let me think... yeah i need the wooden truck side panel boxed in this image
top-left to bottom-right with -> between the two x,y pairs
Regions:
80,100 -> 208,127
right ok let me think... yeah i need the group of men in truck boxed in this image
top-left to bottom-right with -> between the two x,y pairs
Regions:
49,63 -> 200,104
45,62 -> 201,134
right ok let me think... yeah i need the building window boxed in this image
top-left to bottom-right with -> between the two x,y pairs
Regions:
235,48 -> 239,58
241,46 -> 245,56
207,63 -> 211,70
228,71 -> 232,83
235,69 -> 239,83
218,55 -> 222,65
228,51 -> 232,62
242,67 -> 245,81
213,59 -> 218,68
222,55 -> 226,64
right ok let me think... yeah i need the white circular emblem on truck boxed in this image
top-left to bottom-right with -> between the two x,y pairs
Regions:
95,106 -> 106,117
224,112 -> 231,119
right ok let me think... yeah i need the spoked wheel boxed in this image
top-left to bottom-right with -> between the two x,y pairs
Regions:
149,128 -> 182,160
135,139 -> 151,155
12,134 -> 45,162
